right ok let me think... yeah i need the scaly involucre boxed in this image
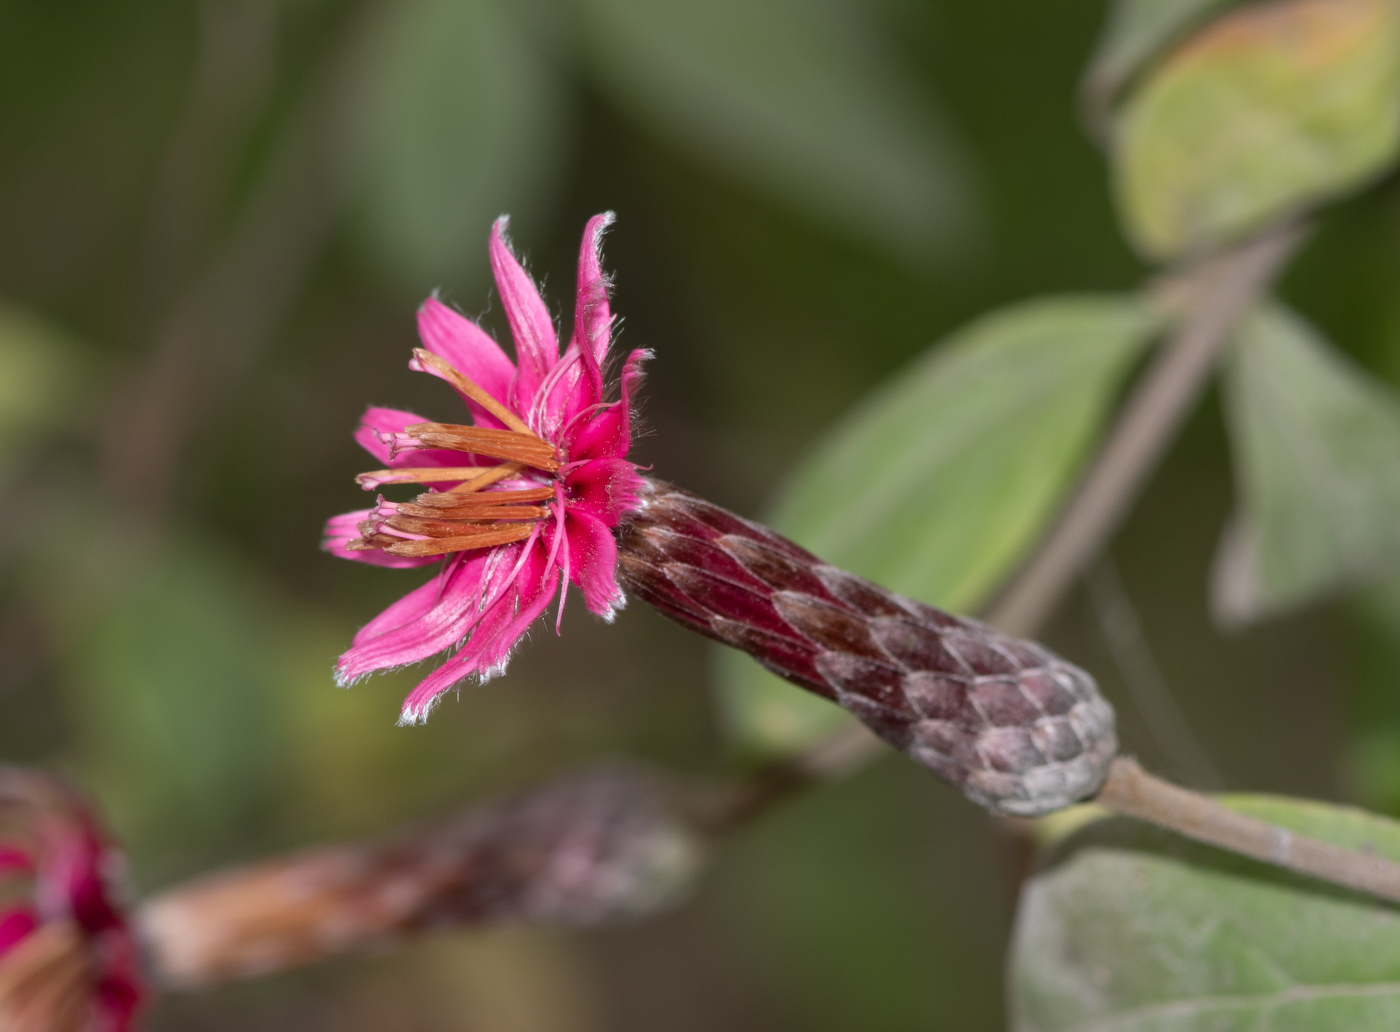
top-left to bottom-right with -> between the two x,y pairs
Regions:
615,481 -> 1117,817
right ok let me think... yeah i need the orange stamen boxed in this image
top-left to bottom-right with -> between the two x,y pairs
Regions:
402,423 -> 558,472
355,467 -> 516,488
413,349 -> 533,435
383,510 -> 547,536
410,486 -> 554,508
447,463 -> 526,493
383,524 -> 535,557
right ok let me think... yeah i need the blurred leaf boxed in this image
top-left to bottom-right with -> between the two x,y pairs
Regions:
1342,576 -> 1400,813
67,536 -> 287,879
1214,303 -> 1400,625
719,760 -> 1005,1031
1082,0 -> 1240,120
1011,794 -> 1400,1031
350,0 -> 566,292
718,295 -> 1161,759
578,0 -> 977,265
0,302 -> 87,479
1114,0 -> 1400,261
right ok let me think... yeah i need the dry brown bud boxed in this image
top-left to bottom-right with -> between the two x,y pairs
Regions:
138,766 -> 702,989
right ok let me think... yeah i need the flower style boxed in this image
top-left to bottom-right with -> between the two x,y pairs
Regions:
324,214 -> 649,723
0,769 -> 141,1032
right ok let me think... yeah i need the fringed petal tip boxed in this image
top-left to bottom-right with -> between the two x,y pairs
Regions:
394,657 -> 511,726
395,702 -> 436,727
332,665 -> 367,691
596,591 -> 626,624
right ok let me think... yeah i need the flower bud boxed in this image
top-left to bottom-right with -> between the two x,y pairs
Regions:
0,769 -> 142,1032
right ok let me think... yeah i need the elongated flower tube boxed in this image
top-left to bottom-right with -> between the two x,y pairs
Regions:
325,216 -> 1116,817
615,482 -> 1118,817
324,214 -> 649,723
0,770 -> 142,1032
138,767 -> 701,988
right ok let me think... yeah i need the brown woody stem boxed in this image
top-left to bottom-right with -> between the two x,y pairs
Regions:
1095,757 -> 1400,904
986,222 -> 1305,637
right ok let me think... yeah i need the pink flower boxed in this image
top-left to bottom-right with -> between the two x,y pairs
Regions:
0,770 -> 142,1032
324,214 -> 649,723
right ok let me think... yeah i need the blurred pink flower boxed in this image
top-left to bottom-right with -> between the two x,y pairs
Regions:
0,770 -> 142,1032
324,214 -> 649,723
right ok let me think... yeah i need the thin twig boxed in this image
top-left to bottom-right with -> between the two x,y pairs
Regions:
987,222 -> 1306,638
1087,555 -> 1223,789
102,15 -> 358,516
1095,757 -> 1400,904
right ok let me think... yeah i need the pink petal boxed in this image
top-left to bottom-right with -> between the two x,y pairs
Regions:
534,346 -> 588,443
0,907 -> 37,957
355,407 -> 429,464
322,510 -> 440,569
398,542 -> 558,723
563,509 -> 624,618
0,845 -> 31,876
564,457 -> 644,526
490,217 -> 558,409
354,406 -> 464,470
565,348 -> 650,461
95,962 -> 143,1032
351,569 -> 452,646
574,212 -> 615,368
415,298 -> 517,429
337,552 -> 498,682
568,212 -> 616,415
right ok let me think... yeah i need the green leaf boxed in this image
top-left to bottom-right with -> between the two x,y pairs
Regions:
718,295 -> 1162,759
1341,576 -> 1400,813
1082,0 -> 1241,119
577,0 -> 977,265
350,0 -> 566,292
0,302 -> 87,480
1114,0 -> 1400,261
718,759 -> 1006,1031
67,537 -> 288,878
1214,303 -> 1400,625
1011,795 -> 1400,1032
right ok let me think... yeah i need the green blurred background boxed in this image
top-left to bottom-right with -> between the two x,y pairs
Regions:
2,0 -> 1400,1028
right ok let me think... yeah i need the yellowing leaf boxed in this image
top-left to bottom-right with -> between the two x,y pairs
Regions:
1115,0 -> 1400,260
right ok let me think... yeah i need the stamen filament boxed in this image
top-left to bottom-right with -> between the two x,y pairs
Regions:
448,463 -> 525,493
383,510 -> 546,536
384,524 -> 535,557
356,467 -> 515,489
410,486 -> 554,508
402,423 -> 559,471
412,349 -> 533,435
392,502 -> 549,521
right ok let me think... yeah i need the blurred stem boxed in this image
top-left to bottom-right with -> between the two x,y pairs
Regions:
1096,756 -> 1400,904
102,12 -> 359,520
1086,555 -> 1223,789
986,221 -> 1306,638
